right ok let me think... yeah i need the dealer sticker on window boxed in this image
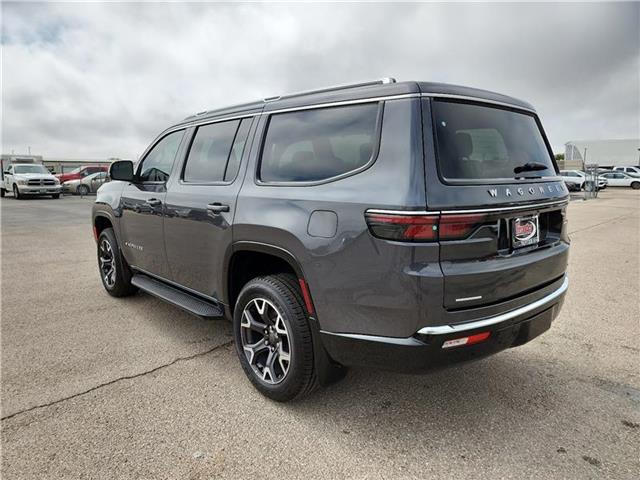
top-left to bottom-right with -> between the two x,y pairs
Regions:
512,215 -> 539,248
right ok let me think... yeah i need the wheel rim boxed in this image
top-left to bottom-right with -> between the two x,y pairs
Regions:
240,298 -> 291,385
98,238 -> 116,288
79,186 -> 88,195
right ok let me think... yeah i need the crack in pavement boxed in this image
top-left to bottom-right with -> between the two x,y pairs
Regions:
1,340 -> 234,422
568,212 -> 638,236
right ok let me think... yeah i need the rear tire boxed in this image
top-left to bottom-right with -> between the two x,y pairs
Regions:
13,184 -> 21,199
233,275 -> 323,401
631,181 -> 640,190
0,188 -> 5,197
97,228 -> 138,297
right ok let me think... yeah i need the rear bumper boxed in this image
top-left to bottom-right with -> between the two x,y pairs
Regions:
320,276 -> 567,373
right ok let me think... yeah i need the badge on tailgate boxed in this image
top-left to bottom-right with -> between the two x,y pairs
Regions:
512,215 -> 539,248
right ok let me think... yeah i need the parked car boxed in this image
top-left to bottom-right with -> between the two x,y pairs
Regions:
559,170 -> 607,191
92,79 -> 570,401
63,171 -> 109,195
559,170 -> 585,190
613,166 -> 640,175
563,180 -> 581,192
1,163 -> 61,199
56,165 -> 108,184
599,171 -> 640,189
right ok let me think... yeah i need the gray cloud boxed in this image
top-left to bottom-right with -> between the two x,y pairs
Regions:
1,2 -> 638,158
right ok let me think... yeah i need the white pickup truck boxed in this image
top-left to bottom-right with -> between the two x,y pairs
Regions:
1,163 -> 62,199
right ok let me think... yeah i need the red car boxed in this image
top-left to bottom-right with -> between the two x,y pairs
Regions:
56,165 -> 109,184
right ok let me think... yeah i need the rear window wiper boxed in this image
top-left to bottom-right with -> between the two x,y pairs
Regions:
513,162 -> 548,175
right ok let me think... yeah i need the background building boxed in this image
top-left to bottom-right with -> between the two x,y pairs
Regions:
563,139 -> 640,169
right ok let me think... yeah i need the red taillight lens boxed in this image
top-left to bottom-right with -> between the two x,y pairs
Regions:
365,211 -> 486,242
438,213 -> 487,240
365,213 -> 438,241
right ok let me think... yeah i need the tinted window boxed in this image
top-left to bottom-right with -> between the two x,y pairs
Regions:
432,100 -> 555,181
225,118 -> 252,182
260,103 -> 380,183
14,165 -> 49,174
139,130 -> 184,182
184,120 -> 240,183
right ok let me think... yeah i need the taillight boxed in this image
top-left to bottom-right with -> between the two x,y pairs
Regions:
438,213 -> 486,240
365,212 -> 438,241
365,211 -> 486,242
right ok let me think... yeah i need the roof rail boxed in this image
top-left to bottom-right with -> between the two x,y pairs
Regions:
185,78 -> 397,120
265,77 -> 396,102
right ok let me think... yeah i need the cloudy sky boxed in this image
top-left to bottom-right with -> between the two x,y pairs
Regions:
2,1 -> 638,159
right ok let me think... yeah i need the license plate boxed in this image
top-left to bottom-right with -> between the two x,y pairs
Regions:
512,215 -> 539,248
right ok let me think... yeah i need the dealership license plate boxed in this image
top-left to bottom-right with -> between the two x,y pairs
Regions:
512,215 -> 539,248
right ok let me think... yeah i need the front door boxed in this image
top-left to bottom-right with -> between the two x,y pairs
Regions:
164,117 -> 254,299
119,129 -> 185,278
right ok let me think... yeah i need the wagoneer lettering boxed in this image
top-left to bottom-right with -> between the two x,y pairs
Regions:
92,78 -> 569,401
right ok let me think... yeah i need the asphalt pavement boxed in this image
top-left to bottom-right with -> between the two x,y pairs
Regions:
1,191 -> 638,479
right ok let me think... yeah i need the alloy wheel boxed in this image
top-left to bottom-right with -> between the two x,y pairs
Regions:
99,238 -> 116,288
240,298 -> 291,384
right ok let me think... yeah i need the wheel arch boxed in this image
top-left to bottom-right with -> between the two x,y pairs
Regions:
226,241 -> 307,314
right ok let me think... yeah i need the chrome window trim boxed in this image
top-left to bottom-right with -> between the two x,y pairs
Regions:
264,93 -> 418,115
421,93 -> 536,113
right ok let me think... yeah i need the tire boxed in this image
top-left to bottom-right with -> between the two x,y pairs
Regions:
0,188 -> 5,198
52,193 -> 60,199
97,228 -> 138,297
233,274 -> 322,401
631,182 -> 640,190
13,184 -> 21,199
77,184 -> 89,196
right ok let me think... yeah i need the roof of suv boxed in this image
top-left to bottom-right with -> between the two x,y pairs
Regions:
177,78 -> 535,129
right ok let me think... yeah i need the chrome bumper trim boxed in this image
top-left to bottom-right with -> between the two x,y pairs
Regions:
417,276 -> 568,335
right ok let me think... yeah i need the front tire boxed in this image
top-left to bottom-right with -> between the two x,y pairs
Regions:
97,228 -> 138,297
52,193 -> 60,199
233,275 -> 321,401
77,184 -> 89,196
631,181 -> 640,190
13,184 -> 21,199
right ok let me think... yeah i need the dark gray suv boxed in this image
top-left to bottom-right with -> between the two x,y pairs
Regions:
92,79 -> 569,401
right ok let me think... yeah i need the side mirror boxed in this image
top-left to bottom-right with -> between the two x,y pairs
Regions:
4,171 -> 10,175
109,161 -> 134,182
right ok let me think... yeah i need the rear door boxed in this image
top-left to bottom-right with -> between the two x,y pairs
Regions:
164,116 -> 255,299
422,98 -> 569,310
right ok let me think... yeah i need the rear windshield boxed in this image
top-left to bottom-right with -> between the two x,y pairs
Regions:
432,100 -> 555,181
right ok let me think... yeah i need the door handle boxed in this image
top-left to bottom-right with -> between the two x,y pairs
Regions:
207,202 -> 230,213
146,198 -> 162,207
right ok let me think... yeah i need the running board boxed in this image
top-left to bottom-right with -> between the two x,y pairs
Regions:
131,274 -> 224,319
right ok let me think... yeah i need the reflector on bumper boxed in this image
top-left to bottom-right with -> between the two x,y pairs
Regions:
442,331 -> 490,349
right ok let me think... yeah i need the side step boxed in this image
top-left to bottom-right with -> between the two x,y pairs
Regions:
131,274 -> 224,319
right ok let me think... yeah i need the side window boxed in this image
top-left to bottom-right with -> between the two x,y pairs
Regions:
259,103 -> 380,183
138,130 -> 184,183
224,118 -> 252,182
183,119 -> 248,183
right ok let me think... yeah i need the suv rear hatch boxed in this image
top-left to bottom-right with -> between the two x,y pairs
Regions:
422,97 -> 569,311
